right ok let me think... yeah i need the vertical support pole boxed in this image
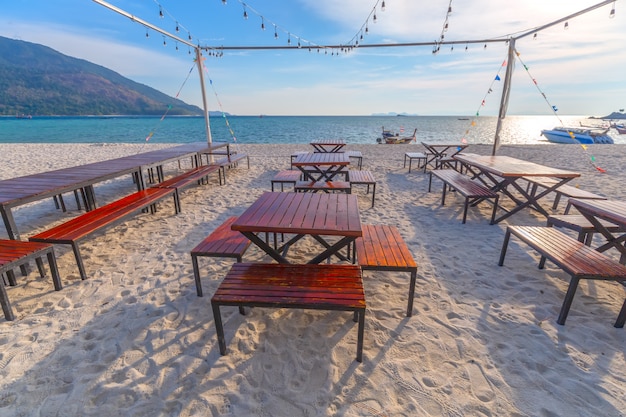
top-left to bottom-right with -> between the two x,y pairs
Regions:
195,48 -> 213,148
492,38 -> 516,156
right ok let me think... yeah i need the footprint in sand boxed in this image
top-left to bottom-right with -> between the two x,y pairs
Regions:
466,361 -> 495,403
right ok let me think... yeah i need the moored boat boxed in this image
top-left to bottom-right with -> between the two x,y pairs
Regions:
377,127 -> 417,144
612,124 -> 626,134
540,126 -> 613,144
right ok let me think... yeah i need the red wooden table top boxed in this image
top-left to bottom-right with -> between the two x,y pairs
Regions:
292,152 -> 350,166
232,192 -> 362,237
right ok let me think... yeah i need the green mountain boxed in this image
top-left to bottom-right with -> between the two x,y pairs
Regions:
0,36 -> 203,116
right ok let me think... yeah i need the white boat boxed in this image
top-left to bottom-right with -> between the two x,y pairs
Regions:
540,126 -> 613,144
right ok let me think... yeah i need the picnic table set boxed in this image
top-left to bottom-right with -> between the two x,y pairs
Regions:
4,136 -> 626,365
415,141 -> 626,327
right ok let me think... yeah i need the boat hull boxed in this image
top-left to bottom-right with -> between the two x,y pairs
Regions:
541,127 -> 614,144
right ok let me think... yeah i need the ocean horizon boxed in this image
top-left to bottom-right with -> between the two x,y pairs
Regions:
1,114 -> 623,145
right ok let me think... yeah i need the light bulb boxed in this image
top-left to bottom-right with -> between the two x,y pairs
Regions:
610,7 -> 615,18
261,17 -> 265,30
564,21 -> 569,29
381,1 -> 386,11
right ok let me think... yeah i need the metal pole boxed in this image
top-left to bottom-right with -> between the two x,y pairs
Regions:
493,38 -> 516,155
195,48 -> 212,146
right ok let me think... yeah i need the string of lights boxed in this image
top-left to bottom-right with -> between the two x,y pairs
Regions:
461,57 -> 508,144
147,0 -> 390,56
433,0 -> 453,54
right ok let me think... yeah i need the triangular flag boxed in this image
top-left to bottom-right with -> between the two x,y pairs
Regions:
495,75 -> 501,81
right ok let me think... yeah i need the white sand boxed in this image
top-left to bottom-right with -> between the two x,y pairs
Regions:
0,142 -> 625,416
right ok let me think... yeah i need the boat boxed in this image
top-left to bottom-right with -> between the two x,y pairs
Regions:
540,126 -> 613,144
377,127 -> 417,144
610,123 -> 626,134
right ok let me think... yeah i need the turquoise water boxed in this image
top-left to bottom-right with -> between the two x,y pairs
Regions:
1,115 -> 622,145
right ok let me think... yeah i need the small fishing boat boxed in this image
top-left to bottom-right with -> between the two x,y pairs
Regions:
611,123 -> 626,134
377,127 -> 417,144
540,126 -> 613,144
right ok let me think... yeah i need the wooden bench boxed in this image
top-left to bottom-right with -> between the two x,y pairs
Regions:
1,240 -> 62,321
547,214 -> 625,245
404,152 -> 427,173
212,153 -> 249,184
345,150 -> 363,170
290,151 -> 309,169
211,262 -> 366,361
524,176 -> 606,213
153,165 -> 223,212
190,216 -> 251,297
499,225 -> 626,327
429,169 -> 499,224
270,170 -> 302,192
348,170 -> 377,207
29,188 -> 177,281
353,224 -> 417,317
294,180 -> 351,194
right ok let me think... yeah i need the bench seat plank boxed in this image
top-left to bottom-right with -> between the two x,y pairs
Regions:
354,224 -> 417,316
211,262 -> 366,361
499,225 -> 626,326
30,188 -> 176,280
0,239 -> 62,321
190,216 -> 251,296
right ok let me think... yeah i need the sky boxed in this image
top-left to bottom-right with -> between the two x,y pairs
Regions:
1,0 -> 625,116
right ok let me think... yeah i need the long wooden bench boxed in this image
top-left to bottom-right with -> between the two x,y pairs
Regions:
190,216 -> 251,297
348,170 -> 376,207
499,225 -> 626,327
211,262 -> 366,361
429,169 -> 499,224
353,224 -> 417,317
153,165 -> 223,212
294,180 -> 351,194
1,240 -> 62,321
29,188 -> 177,281
524,176 -> 606,213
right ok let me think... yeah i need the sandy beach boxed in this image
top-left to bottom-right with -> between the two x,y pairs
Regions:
1,142 -> 625,416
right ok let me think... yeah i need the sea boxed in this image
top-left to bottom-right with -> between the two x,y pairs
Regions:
1,115 -> 623,145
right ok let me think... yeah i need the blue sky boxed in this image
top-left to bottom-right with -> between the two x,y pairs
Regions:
2,0 -> 625,116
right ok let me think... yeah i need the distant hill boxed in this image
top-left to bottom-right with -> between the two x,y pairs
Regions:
0,36 -> 203,116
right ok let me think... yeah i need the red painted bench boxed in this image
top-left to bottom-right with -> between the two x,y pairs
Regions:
270,170 -> 302,192
190,216 -> 251,297
1,239 -> 62,321
30,188 -> 177,280
153,165 -> 223,212
211,263 -> 366,361
349,170 -> 376,207
353,224 -> 417,317
499,225 -> 626,327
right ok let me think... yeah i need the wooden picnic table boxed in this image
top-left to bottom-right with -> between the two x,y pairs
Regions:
0,142 -> 228,240
568,199 -> 626,264
291,152 -> 350,182
453,154 -> 580,223
421,142 -> 468,169
310,139 -> 346,153
231,192 -> 362,264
